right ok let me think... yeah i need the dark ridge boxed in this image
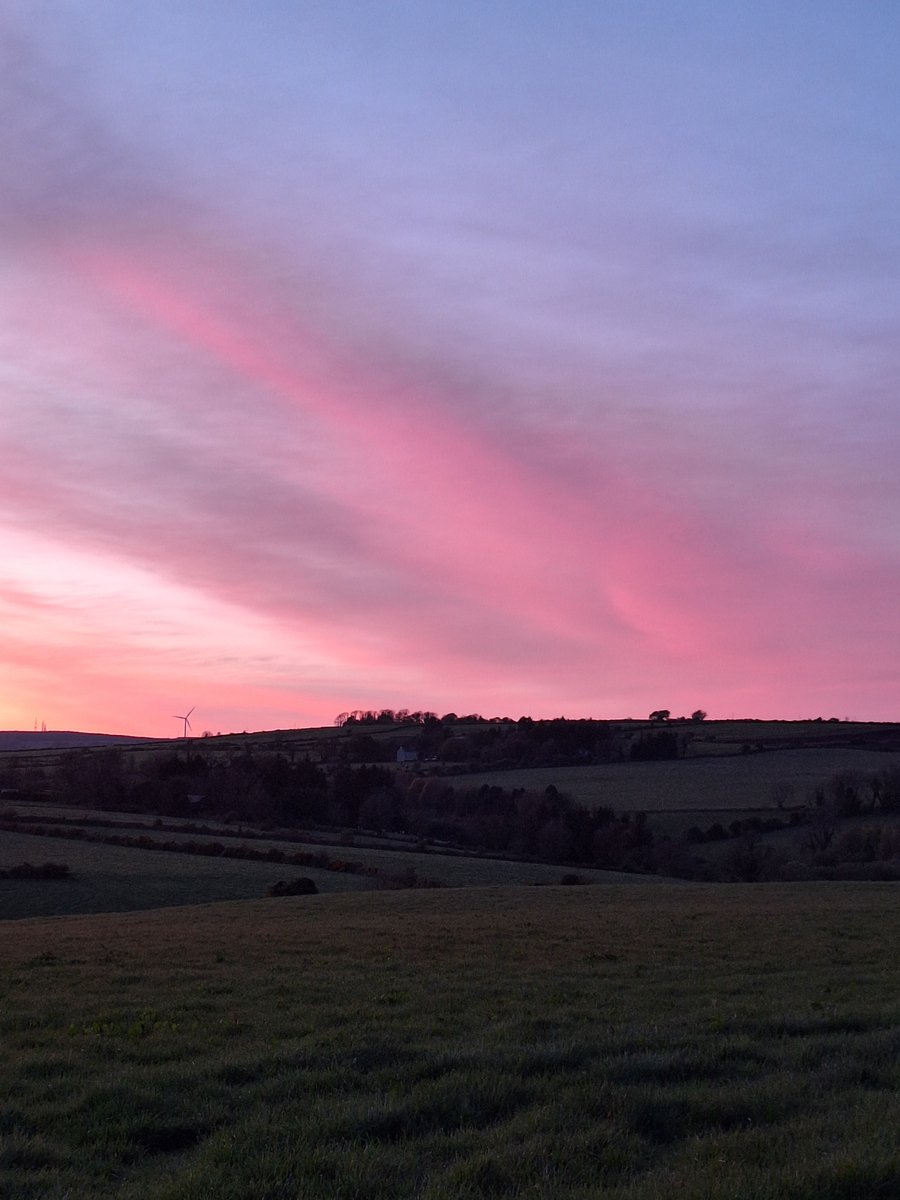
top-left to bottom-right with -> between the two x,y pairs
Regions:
0,732 -> 158,751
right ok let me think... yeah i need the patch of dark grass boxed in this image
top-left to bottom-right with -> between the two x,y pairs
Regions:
622,1078 -> 804,1145
755,1013 -> 879,1038
335,1074 -> 538,1144
820,1063 -> 897,1091
0,1136 -> 67,1170
347,1040 -> 419,1073
503,1038 -> 594,1079
24,951 -> 61,967
0,1109 -> 37,1138
214,1061 -> 266,1087
443,1153 -> 514,1196
130,1122 -> 208,1155
784,1161 -> 900,1200
17,1057 -> 75,1081
608,1047 -> 728,1086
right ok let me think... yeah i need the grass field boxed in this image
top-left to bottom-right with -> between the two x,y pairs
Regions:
1,882 -> 898,1198
446,747 -> 900,814
0,825 -> 660,921
0,830 -> 374,919
685,719 -> 899,747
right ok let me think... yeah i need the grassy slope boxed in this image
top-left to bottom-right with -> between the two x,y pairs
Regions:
0,827 -> 659,920
447,746 -> 900,812
0,830 -> 373,919
1,882 -> 898,1198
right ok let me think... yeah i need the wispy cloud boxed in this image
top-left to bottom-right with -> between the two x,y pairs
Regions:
1,5 -> 898,731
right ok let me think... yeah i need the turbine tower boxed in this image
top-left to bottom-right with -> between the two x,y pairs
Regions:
173,706 -> 195,739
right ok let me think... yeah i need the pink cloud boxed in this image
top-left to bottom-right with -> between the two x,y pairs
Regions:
2,10 -> 899,733
5,227 -> 899,730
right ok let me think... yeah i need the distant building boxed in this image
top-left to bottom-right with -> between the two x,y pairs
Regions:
396,747 -> 418,764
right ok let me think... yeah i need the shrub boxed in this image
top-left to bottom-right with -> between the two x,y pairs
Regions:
0,861 -> 71,880
266,877 -> 319,897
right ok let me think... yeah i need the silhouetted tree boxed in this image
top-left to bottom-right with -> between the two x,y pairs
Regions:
331,765 -> 395,826
725,834 -> 772,881
631,731 -> 678,761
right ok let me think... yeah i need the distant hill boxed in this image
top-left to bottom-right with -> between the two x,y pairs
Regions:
0,731 -> 158,752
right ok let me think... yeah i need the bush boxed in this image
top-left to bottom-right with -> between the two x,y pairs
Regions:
0,861 -> 71,880
267,877 -> 319,897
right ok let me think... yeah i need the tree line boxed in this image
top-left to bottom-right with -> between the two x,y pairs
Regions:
26,747 -> 659,873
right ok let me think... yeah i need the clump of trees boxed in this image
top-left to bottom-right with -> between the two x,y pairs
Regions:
332,715 -> 621,769
648,709 -> 706,723
630,730 -> 680,761
335,709 -> 444,727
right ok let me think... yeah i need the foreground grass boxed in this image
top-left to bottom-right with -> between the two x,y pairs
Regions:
1,883 -> 898,1198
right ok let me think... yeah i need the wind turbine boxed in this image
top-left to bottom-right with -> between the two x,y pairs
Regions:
173,706 -> 195,739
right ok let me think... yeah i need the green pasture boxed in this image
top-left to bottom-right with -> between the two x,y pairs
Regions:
78,827 -> 658,889
0,830 -> 372,919
1,882 -> 898,1198
446,747 -> 900,814
0,825 -> 658,921
688,719 -> 898,746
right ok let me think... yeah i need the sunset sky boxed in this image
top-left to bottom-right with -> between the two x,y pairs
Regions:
2,2 -> 898,736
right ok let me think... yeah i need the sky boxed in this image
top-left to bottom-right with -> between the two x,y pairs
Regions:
1,1 -> 899,736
